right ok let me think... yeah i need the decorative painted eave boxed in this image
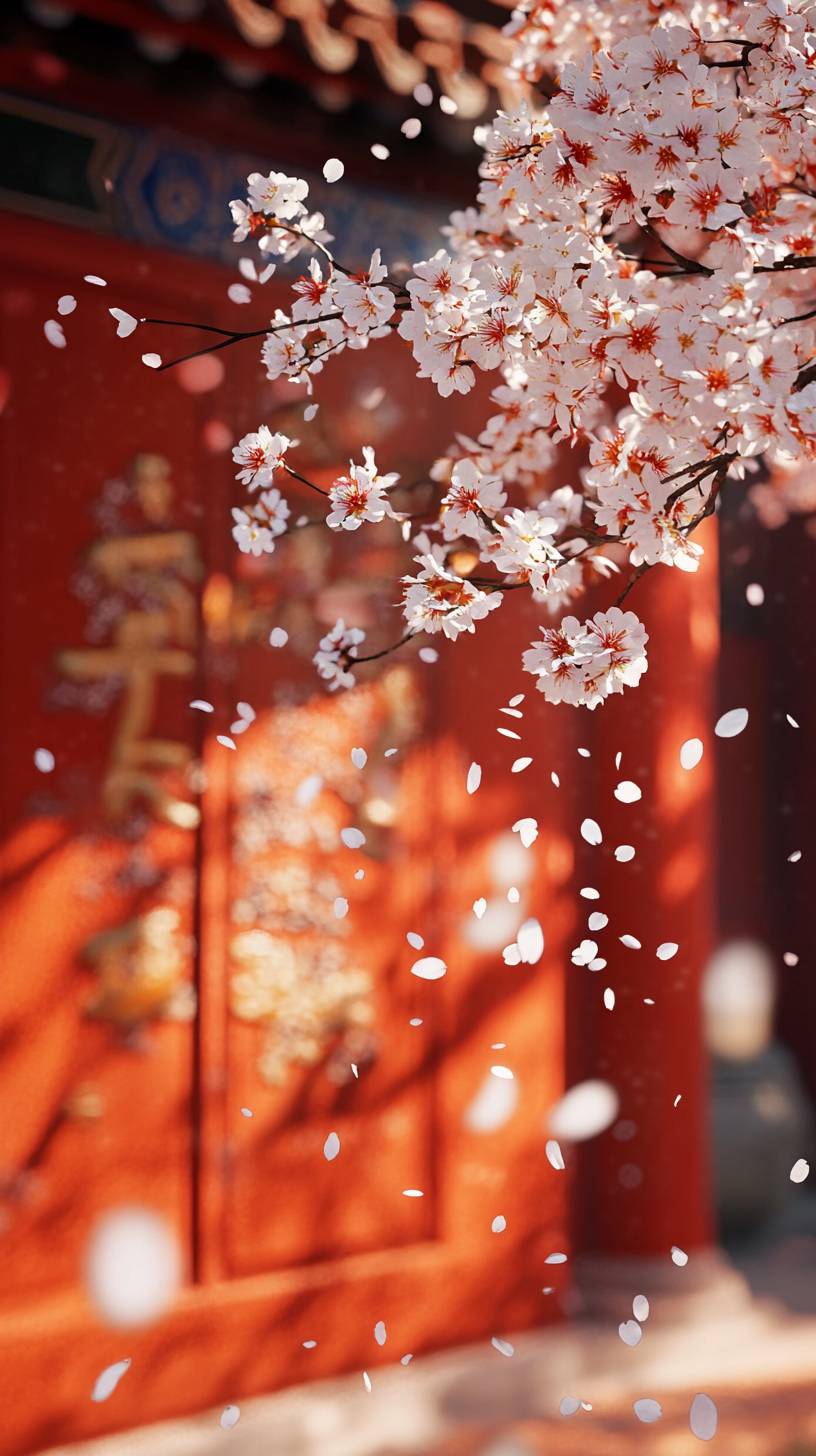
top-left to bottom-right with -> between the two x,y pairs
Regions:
29,0 -> 524,118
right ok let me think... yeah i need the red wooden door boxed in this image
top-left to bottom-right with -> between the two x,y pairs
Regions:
0,215 -> 575,1453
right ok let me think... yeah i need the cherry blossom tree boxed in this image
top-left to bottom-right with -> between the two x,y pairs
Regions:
144,0 -> 816,709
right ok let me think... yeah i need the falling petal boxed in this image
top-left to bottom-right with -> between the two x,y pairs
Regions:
464,1069 -> 518,1131
680,738 -> 704,770
512,817 -> 538,848
467,762 -> 482,795
341,827 -> 366,849
323,157 -> 344,183
618,1319 -> 642,1347
374,1320 -> 387,1346
410,956 -> 446,981
715,707 -> 748,739
614,781 -> 641,803
91,1360 -> 131,1403
323,1131 -> 340,1161
517,918 -> 544,964
689,1394 -> 718,1441
220,1406 -> 240,1430
546,1138 -> 565,1171
790,1158 -> 810,1183
44,319 -> 66,348
548,1080 -> 619,1141
491,1336 -> 514,1357
109,307 -> 138,338
634,1399 -> 662,1424
581,818 -> 602,845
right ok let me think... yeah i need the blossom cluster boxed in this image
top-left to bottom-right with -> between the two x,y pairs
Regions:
223,0 -> 816,707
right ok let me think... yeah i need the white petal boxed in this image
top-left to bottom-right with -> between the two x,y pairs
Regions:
548,1080 -> 619,1141
546,1138 -> 565,1171
220,1406 -> 241,1430
614,780 -> 641,803
512,817 -> 538,848
109,307 -> 138,338
517,918 -> 544,964
689,1393 -> 718,1441
580,818 -> 602,845
410,956 -> 446,980
634,1399 -> 662,1424
464,1070 -> 518,1132
656,942 -> 678,960
323,1131 -> 341,1161
323,157 -> 344,183
618,1319 -> 642,1347
680,737 -> 704,770
341,826 -> 366,849
715,708 -> 748,739
790,1157 -> 810,1183
44,319 -> 67,348
467,762 -> 482,794
491,1336 -> 514,1357
91,1359 -> 131,1403
374,1320 -> 387,1346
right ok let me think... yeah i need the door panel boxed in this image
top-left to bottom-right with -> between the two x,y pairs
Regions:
0,215 -> 573,1454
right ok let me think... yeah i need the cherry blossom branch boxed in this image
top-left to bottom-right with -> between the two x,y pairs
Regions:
140,311 -> 344,372
281,463 -> 330,498
343,631 -> 418,666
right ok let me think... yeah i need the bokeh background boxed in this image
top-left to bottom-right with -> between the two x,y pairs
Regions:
2,2 -> 816,1453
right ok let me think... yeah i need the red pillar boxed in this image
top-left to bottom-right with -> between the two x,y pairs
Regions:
569,521 -> 718,1269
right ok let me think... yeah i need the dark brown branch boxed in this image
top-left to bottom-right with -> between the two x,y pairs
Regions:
345,631 -> 417,666
142,310 -> 344,372
282,463 -> 330,498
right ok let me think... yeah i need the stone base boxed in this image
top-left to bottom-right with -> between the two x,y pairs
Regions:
572,1245 -> 752,1322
